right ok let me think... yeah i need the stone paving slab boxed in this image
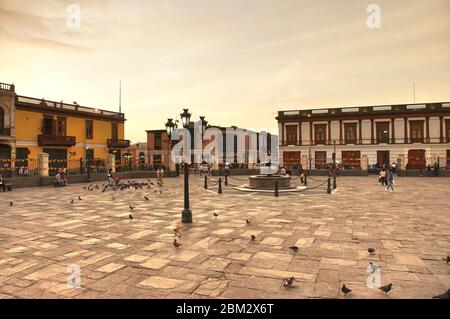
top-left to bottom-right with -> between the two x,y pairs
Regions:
0,175 -> 449,299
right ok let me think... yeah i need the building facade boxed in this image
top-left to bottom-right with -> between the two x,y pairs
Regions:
276,102 -> 450,171
0,82 -> 130,176
129,142 -> 148,167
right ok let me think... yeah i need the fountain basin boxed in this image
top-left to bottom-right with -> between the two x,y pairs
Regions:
248,175 -> 292,190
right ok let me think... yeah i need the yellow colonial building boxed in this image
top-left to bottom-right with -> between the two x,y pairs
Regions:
0,82 -> 130,176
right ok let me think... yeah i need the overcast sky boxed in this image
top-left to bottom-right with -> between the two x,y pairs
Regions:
1,0 -> 449,142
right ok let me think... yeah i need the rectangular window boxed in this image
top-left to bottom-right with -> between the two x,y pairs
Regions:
314,124 -> 327,145
342,151 -> 361,169
43,117 -> 53,135
57,117 -> 66,136
446,120 -> 450,143
344,123 -> 357,144
111,122 -> 118,140
85,120 -> 94,139
154,133 -> 162,150
410,120 -> 424,143
285,125 -> 298,145
376,122 -> 390,143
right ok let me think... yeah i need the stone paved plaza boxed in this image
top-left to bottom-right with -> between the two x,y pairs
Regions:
0,175 -> 449,299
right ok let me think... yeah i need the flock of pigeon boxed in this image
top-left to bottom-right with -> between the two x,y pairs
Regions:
5,178 -> 450,299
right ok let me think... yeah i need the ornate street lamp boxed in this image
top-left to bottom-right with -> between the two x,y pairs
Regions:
180,108 -> 191,128
165,118 -> 175,137
173,109 -> 192,223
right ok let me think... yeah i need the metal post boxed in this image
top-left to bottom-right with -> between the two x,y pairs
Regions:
218,177 -> 222,194
204,175 -> 208,189
327,177 -> 331,194
225,174 -> 228,186
308,147 -> 312,176
87,159 -> 91,182
333,141 -> 337,189
274,179 -> 279,197
304,173 -> 308,186
182,163 -> 192,223
80,157 -> 83,175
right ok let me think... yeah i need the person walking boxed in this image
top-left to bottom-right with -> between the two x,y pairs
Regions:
386,169 -> 394,192
379,169 -> 387,186
0,174 -> 6,192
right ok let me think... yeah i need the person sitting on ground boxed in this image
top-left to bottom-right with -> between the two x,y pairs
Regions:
59,168 -> 68,185
280,167 -> 287,176
0,174 -> 6,192
54,172 -> 65,187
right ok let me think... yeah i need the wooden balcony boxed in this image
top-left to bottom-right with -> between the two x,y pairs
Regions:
38,135 -> 76,147
0,128 -> 11,136
107,139 -> 131,148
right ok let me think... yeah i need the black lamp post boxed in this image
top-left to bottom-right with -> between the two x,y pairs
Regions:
332,140 -> 337,189
180,109 -> 192,223
199,116 -> 207,164
165,118 -> 175,171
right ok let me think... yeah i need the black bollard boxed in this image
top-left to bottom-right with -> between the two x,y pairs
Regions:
218,178 -> 222,194
204,175 -> 208,189
304,174 -> 308,186
225,174 -> 228,186
274,179 -> 279,197
333,174 -> 337,189
327,177 -> 331,194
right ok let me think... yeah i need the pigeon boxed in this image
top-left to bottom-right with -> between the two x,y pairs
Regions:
78,196 -> 82,201
446,256 -> 450,263
368,248 -> 376,254
83,186 -> 87,190
111,196 -> 115,201
129,204 -> 135,210
213,212 -> 218,218
70,200 -> 74,204
341,284 -> 352,296
129,214 -> 133,220
9,201 -> 13,207
432,289 -> 450,299
245,219 -> 251,225
369,262 -> 381,272
282,276 -> 296,288
250,235 -> 256,241
144,196 -> 150,201
159,190 -> 162,194
173,239 -> 182,248
379,283 -> 393,294
289,246 -> 299,254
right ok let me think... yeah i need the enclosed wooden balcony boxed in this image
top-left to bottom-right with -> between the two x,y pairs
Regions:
107,139 -> 131,148
38,135 -> 76,146
0,128 -> 11,136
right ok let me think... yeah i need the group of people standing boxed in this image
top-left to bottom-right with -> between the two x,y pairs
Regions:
379,163 -> 396,192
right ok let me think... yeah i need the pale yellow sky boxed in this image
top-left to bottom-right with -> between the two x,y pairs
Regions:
0,0 -> 449,142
